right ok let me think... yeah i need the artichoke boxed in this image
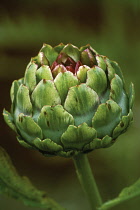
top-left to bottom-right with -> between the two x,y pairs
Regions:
3,44 -> 134,157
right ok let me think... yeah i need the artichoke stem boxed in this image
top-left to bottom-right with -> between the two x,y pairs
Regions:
73,153 -> 102,210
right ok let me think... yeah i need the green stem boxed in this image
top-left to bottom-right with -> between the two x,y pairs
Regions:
73,153 -> 102,210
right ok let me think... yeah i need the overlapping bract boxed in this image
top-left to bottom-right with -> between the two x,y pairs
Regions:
3,44 -> 134,157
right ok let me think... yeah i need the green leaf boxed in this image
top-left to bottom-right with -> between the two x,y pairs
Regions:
98,178 -> 140,210
33,138 -> 63,153
36,65 -> 53,83
3,109 -> 17,132
95,55 -> 106,71
31,52 -> 49,66
105,58 -> 115,81
79,45 -> 90,52
52,65 -> 67,78
110,75 -> 128,116
113,109 -> 133,139
64,84 -> 99,126
17,137 -> 35,149
0,146 -> 64,210
110,60 -> 125,83
31,80 -> 61,110
101,135 -> 112,148
53,43 -> 65,53
61,44 -> 80,62
83,135 -> 113,152
40,44 -> 58,66
24,62 -> 37,92
54,71 -> 79,104
89,46 -> 98,54
10,80 -> 19,103
57,150 -> 79,158
16,84 -> 32,116
92,100 -> 122,138
77,65 -> 90,83
79,45 -> 89,52
80,49 -> 96,66
38,105 -> 74,144
79,45 -> 97,55
86,66 -> 107,95
10,80 -> 20,112
61,123 -> 97,150
83,138 -> 101,152
16,114 -> 43,142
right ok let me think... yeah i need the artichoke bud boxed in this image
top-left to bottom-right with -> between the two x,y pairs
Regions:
81,48 -> 96,67
3,44 -> 134,157
31,52 -> 49,66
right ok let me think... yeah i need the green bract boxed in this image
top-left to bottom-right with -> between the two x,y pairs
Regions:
3,44 -> 134,157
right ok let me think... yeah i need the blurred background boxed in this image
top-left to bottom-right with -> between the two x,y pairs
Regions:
0,0 -> 140,209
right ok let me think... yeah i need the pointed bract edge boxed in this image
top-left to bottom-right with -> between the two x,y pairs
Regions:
17,136 -> 35,149
113,109 -> 133,139
92,100 -> 122,139
64,83 -> 99,126
61,123 -> 97,151
37,105 -> 74,144
40,44 -> 58,66
61,44 -> 80,62
31,52 -> 49,66
33,138 -> 63,153
10,80 -> 20,113
53,43 -> 65,53
17,78 -> 24,86
95,55 -> 107,71
79,45 -> 91,52
52,65 -> 67,78
110,60 -> 125,85
129,83 -> 135,110
80,49 -> 96,67
64,83 -> 99,116
40,148 -> 80,158
86,66 -> 107,96
77,65 -> 90,83
105,57 -> 116,81
3,109 -> 17,132
101,135 -> 113,148
89,46 -> 98,54
38,52 -> 49,65
110,74 -> 129,116
10,80 -> 20,104
16,113 -> 43,142
16,84 -> 33,115
83,138 -> 102,152
24,62 -> 37,93
83,135 -> 113,152
79,45 -> 98,55
54,71 -> 79,105
36,65 -> 53,83
31,80 -> 61,110
57,150 -> 80,158
40,43 -> 52,50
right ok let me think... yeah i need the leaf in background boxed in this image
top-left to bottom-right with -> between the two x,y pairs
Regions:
0,146 -> 65,210
99,178 -> 140,209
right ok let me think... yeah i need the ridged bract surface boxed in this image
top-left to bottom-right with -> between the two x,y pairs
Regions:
3,44 -> 134,157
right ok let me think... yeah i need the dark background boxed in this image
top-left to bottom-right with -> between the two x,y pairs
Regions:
0,0 -> 140,209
